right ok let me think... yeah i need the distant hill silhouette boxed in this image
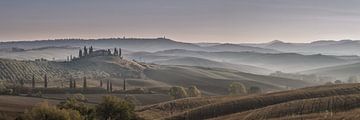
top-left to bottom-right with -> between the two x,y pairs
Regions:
152,57 -> 272,75
243,39 -> 360,55
151,49 -> 352,72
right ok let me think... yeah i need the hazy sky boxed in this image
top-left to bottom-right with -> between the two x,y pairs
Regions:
1,0 -> 360,43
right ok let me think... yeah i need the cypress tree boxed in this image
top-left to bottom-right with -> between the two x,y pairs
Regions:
106,80 -> 110,92
32,74 -> 35,88
69,79 -> 72,88
83,77 -> 87,89
79,49 -> 83,58
73,79 -> 77,88
44,74 -> 48,88
107,49 -> 111,56
109,80 -> 113,92
69,78 -> 73,88
84,46 -> 88,56
89,46 -> 93,54
114,48 -> 118,56
100,79 -> 103,88
123,77 -> 126,91
119,48 -> 122,57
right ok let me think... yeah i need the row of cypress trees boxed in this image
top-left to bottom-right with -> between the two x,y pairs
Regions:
78,46 -> 122,58
28,74 -> 115,92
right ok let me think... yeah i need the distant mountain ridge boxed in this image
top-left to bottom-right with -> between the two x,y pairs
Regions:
0,38 -> 280,53
242,39 -> 360,55
150,49 -> 353,72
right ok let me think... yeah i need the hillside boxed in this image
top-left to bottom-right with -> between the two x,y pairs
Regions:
137,83 -> 360,120
0,56 -> 145,87
0,56 -> 312,95
302,62 -> 360,79
153,49 -> 352,72
152,57 -> 272,75
144,65 -> 312,95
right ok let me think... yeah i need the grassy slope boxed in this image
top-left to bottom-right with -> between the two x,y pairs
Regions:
0,57 -> 310,96
136,83 -> 360,120
144,65 -> 311,95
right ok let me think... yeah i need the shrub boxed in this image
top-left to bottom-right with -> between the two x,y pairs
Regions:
248,86 -> 262,94
96,96 -> 135,120
58,94 -> 94,120
20,101 -> 82,120
228,82 -> 247,95
334,80 -> 343,84
325,81 -> 333,85
187,86 -> 201,97
169,86 -> 188,99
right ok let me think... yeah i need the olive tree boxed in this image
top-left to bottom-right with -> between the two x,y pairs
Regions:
228,82 -> 247,95
169,86 -> 188,99
248,86 -> 262,94
187,86 -> 201,97
20,101 -> 82,120
95,96 -> 135,120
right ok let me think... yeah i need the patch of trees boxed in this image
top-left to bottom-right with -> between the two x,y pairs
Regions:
77,46 -> 122,59
228,82 -> 262,95
17,95 -> 136,120
169,86 -> 202,99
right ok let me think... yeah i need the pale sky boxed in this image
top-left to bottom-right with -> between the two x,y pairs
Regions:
1,0 -> 360,43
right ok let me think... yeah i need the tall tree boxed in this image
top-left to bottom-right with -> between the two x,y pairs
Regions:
107,49 -> 112,56
123,77 -> 126,91
84,46 -> 88,56
89,46 -> 94,54
100,79 -> 103,88
109,80 -> 113,92
83,77 -> 87,89
69,76 -> 73,88
32,74 -> 35,88
113,48 -> 118,56
78,49 -> 83,58
73,79 -> 77,88
119,48 -> 122,57
44,74 -> 48,88
106,80 -> 110,92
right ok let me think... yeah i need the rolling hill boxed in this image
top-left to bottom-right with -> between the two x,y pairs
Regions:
0,56 -> 312,96
153,49 -> 352,72
302,62 -> 360,79
137,83 -> 360,120
152,57 -> 272,75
